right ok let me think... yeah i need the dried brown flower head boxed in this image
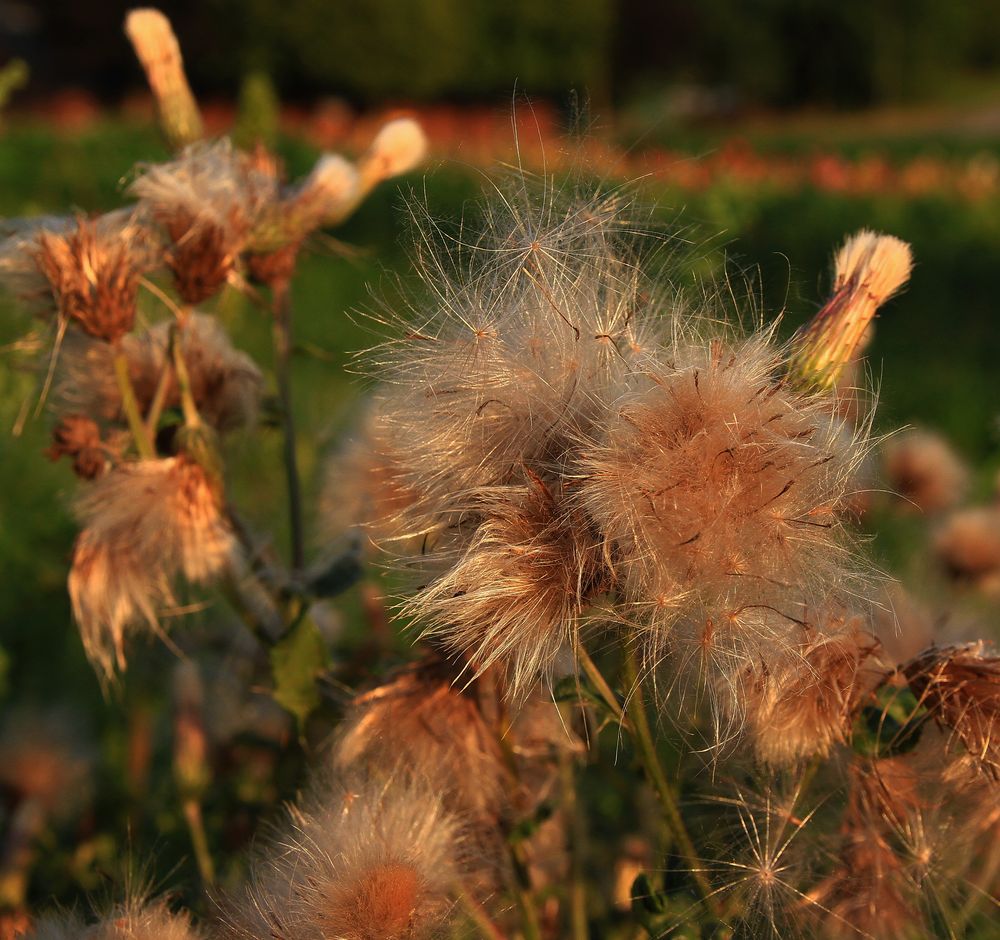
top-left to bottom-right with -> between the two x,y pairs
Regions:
406,477 -> 606,696
130,140 -> 271,304
904,642 -> 1000,780
47,414 -> 106,479
23,211 -> 154,343
883,428 -> 968,514
934,507 -> 1000,593
333,657 -> 506,824
739,617 -> 883,765
225,773 -> 460,940
68,456 -> 238,680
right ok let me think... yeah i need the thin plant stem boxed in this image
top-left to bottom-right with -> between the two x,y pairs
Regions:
559,745 -> 589,940
170,323 -> 201,429
272,280 -> 305,572
113,346 -> 156,459
577,644 -> 629,729
454,881 -> 508,940
143,349 -> 174,437
495,696 -> 544,940
181,797 -> 215,886
620,645 -> 721,920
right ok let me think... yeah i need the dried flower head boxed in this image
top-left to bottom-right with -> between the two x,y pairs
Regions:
57,313 -> 263,433
24,899 -> 206,940
130,140 -> 271,304
225,773 -> 460,940
933,507 -> 1000,593
738,617 -> 883,765
68,456 -> 238,680
791,230 -> 912,389
404,477 -> 606,696
124,9 -> 203,150
904,642 -> 1000,780
47,414 -> 107,479
0,210 -> 155,342
577,332 -> 874,726
333,657 -> 506,824
883,428 -> 968,514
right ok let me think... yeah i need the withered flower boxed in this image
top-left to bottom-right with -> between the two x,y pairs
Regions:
47,414 -> 107,479
130,140 -> 272,304
904,642 -> 1000,780
68,456 -> 238,680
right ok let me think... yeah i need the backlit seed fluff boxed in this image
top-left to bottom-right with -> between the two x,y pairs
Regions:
23,899 -> 207,940
404,478 -> 606,696
69,456 -> 238,680
130,139 -> 272,303
578,334 -> 872,680
738,618 -> 883,765
883,428 -> 968,513
225,774 -> 459,940
332,656 -> 506,823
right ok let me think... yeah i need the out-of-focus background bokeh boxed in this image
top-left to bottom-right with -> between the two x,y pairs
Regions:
0,0 -> 998,920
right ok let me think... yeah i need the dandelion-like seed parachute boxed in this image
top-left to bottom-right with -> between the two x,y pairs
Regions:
367,178 -> 888,723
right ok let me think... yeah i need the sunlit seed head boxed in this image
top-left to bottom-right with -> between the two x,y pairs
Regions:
933,507 -> 1000,594
69,456 -> 238,680
883,428 -> 968,514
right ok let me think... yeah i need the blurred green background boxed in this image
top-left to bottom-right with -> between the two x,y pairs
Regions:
0,0 -> 999,920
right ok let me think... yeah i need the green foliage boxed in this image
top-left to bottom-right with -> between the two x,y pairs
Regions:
233,70 -> 281,150
269,615 -> 330,729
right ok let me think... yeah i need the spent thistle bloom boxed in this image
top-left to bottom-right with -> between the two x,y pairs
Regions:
904,642 -> 1000,780
68,456 -> 238,680
225,772 -> 460,940
47,414 -> 108,480
22,899 -> 207,940
933,507 -> 1000,594
883,428 -> 968,514
130,140 -> 271,304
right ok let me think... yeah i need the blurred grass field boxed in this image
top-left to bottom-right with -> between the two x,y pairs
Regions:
0,117 -> 998,909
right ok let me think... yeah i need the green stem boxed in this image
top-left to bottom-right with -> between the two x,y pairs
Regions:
170,324 -> 201,429
577,644 -> 628,728
272,281 -> 305,572
620,646 -> 720,920
113,347 -> 156,459
559,746 -> 589,940
454,881 -> 508,940
182,798 -> 215,886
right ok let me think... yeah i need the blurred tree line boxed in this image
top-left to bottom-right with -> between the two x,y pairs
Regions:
7,0 -> 1000,108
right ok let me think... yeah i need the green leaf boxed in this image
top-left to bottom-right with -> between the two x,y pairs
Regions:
270,616 -> 330,730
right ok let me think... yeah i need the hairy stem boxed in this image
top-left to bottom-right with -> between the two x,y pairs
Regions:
113,346 -> 156,459
272,281 -> 305,572
559,745 -> 589,940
